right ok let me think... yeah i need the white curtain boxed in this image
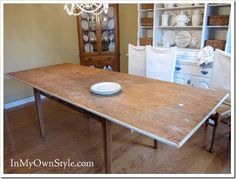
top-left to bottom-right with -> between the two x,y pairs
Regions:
146,46 -> 177,82
128,44 -> 146,77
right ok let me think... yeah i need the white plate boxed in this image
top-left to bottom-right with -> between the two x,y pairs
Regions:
108,19 -> 115,29
88,31 -> 96,42
82,20 -> 89,30
83,34 -> 89,42
81,12 -> 88,19
109,34 -> 114,41
107,7 -> 114,18
175,31 -> 192,48
90,82 -> 121,95
89,20 -> 96,30
101,19 -> 108,30
162,30 -> 176,46
102,31 -> 109,41
109,42 -> 115,52
84,43 -> 93,52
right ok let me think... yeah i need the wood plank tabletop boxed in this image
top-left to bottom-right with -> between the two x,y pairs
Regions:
8,63 -> 228,148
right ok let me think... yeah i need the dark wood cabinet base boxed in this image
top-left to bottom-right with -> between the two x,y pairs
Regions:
80,54 -> 120,72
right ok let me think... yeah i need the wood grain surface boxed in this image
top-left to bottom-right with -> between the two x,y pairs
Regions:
7,63 -> 228,148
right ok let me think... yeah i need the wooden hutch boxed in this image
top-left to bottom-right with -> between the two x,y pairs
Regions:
77,4 -> 120,72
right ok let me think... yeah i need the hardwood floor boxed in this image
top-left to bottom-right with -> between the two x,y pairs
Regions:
4,99 -> 230,174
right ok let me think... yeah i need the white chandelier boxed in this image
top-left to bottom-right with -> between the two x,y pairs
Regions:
64,3 -> 109,16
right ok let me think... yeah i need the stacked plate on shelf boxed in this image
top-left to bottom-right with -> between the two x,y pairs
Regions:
162,30 -> 192,48
175,31 -> 192,48
82,20 -> 89,30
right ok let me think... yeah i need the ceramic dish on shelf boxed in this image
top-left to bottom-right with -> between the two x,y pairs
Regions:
189,36 -> 198,48
83,34 -> 89,42
84,43 -> 93,52
90,82 -> 121,95
109,42 -> 115,52
109,34 -> 114,41
101,18 -> 108,30
82,20 -> 89,30
175,31 -> 192,48
162,30 -> 176,46
107,7 -> 115,18
89,20 -> 96,30
108,19 -> 115,29
81,12 -> 88,19
88,31 -> 96,42
102,31 -> 109,41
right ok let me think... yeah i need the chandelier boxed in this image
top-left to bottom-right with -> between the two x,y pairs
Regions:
64,3 -> 109,16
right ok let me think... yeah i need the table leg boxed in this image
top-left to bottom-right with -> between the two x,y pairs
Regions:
102,119 -> 112,173
154,139 -> 158,149
33,88 -> 46,143
209,112 -> 221,153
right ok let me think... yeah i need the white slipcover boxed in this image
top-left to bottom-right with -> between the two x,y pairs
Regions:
146,46 -> 177,82
211,49 -> 231,94
128,44 -> 146,77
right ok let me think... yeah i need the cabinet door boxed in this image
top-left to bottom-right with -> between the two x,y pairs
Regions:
174,73 -> 191,85
98,5 -> 118,53
191,76 -> 211,89
78,12 -> 98,54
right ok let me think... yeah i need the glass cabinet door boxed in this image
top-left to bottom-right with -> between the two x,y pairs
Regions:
80,12 -> 98,53
99,6 -> 116,52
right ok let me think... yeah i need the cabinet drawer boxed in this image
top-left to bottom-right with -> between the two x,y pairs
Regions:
192,66 -> 212,78
174,73 -> 191,85
176,50 -> 198,58
83,56 -> 115,70
191,76 -> 211,89
175,63 -> 192,74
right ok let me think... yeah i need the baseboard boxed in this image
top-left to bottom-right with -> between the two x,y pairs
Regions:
4,95 -> 45,110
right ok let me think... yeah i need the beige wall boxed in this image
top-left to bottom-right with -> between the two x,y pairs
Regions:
119,4 -> 138,73
4,4 -> 79,103
4,4 -> 138,104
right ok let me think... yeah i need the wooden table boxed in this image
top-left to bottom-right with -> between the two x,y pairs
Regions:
8,63 -> 228,173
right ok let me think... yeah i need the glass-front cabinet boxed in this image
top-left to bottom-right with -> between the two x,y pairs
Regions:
77,4 -> 120,71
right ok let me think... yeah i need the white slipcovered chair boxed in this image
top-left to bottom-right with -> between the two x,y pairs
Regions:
207,49 -> 231,152
128,44 -> 146,77
146,46 -> 177,82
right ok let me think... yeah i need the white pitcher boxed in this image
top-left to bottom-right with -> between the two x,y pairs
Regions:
192,9 -> 202,26
161,12 -> 170,26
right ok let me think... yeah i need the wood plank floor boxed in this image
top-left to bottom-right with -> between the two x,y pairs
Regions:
4,99 -> 230,174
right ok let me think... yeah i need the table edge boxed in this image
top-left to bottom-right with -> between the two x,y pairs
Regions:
177,93 -> 229,148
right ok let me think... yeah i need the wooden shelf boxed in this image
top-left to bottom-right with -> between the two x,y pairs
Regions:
207,26 -> 229,28
141,26 -> 153,29
139,9 -> 154,12
157,5 -> 205,11
156,26 -> 203,29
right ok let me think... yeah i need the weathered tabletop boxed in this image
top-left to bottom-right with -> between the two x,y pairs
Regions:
8,63 -> 228,148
